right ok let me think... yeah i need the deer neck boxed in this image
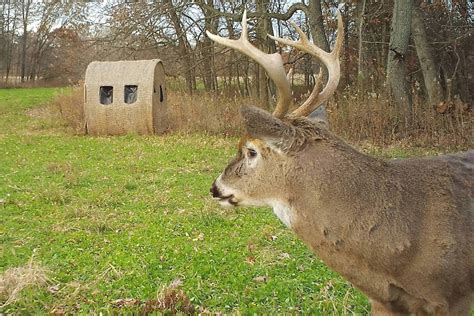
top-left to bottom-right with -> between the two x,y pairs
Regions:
284,140 -> 395,251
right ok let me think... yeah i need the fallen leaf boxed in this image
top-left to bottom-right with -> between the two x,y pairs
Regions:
51,307 -> 65,315
48,284 -> 60,294
169,278 -> 183,288
245,256 -> 255,265
193,233 -> 204,241
247,242 -> 256,253
111,298 -> 141,307
253,276 -> 268,283
278,252 -> 291,260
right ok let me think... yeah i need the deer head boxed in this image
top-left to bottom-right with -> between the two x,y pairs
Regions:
208,11 -> 344,218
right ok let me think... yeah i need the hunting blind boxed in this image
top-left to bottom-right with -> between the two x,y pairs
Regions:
84,59 -> 167,135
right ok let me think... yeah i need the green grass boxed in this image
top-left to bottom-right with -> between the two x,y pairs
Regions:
0,88 -> 375,314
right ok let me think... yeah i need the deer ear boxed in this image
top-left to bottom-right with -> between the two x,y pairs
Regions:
308,105 -> 329,129
240,106 -> 294,149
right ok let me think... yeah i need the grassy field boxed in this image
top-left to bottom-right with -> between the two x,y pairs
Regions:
1,87 -> 449,314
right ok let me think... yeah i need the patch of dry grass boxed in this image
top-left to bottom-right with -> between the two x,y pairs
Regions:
167,91 -> 252,136
329,89 -> 472,149
49,85 -> 85,134
109,279 -> 204,315
0,259 -> 49,308
0,80 -> 64,89
141,279 -> 195,315
47,84 -> 472,149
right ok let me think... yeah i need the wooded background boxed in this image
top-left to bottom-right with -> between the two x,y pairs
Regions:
0,0 -> 472,112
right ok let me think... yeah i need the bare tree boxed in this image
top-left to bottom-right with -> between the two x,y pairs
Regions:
255,0 -> 272,105
411,2 -> 443,107
163,0 -> 196,93
2,0 -> 19,82
386,0 -> 412,112
356,0 -> 366,83
307,0 -> 329,51
19,0 -> 33,83
196,0 -> 218,91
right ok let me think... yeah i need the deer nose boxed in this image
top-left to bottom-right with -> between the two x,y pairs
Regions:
210,182 -> 222,198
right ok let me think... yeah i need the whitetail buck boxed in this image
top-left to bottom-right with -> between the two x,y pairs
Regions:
207,11 -> 473,315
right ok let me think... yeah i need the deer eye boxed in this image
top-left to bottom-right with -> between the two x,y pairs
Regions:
247,148 -> 258,158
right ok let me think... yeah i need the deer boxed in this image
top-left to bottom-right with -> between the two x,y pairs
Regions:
207,10 -> 473,316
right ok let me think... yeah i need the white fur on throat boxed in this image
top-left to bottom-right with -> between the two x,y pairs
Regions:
215,174 -> 294,227
268,200 -> 293,228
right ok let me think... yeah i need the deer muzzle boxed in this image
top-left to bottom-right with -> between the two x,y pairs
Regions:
210,181 -> 238,206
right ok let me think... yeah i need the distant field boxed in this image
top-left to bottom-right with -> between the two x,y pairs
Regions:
4,87 -> 440,314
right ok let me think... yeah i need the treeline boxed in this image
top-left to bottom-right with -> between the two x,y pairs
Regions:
0,0 -> 472,110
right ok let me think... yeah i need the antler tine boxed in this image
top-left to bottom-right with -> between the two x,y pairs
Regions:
269,11 -> 344,117
206,10 -> 292,118
300,69 -> 325,111
286,68 -> 293,82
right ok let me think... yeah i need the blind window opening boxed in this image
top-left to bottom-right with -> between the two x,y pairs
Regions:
100,86 -> 113,105
124,85 -> 138,104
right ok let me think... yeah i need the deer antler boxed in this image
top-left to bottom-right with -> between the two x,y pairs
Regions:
206,10 -> 292,118
269,11 -> 344,117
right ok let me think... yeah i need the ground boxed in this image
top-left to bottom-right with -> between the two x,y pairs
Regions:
2,87 -> 443,314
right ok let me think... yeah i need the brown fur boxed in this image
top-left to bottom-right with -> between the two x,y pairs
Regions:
212,106 -> 473,315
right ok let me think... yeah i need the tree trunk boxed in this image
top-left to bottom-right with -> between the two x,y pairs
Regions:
304,54 -> 311,90
254,62 -> 260,98
20,23 -> 28,82
256,0 -> 271,109
456,49 -> 472,104
411,4 -> 443,106
306,0 -> 329,85
198,0 -> 217,91
386,0 -> 413,112
307,0 -> 329,51
2,0 -> 13,82
164,0 -> 195,94
243,60 -> 250,97
20,0 -> 32,83
225,14 -> 237,94
356,0 -> 366,85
